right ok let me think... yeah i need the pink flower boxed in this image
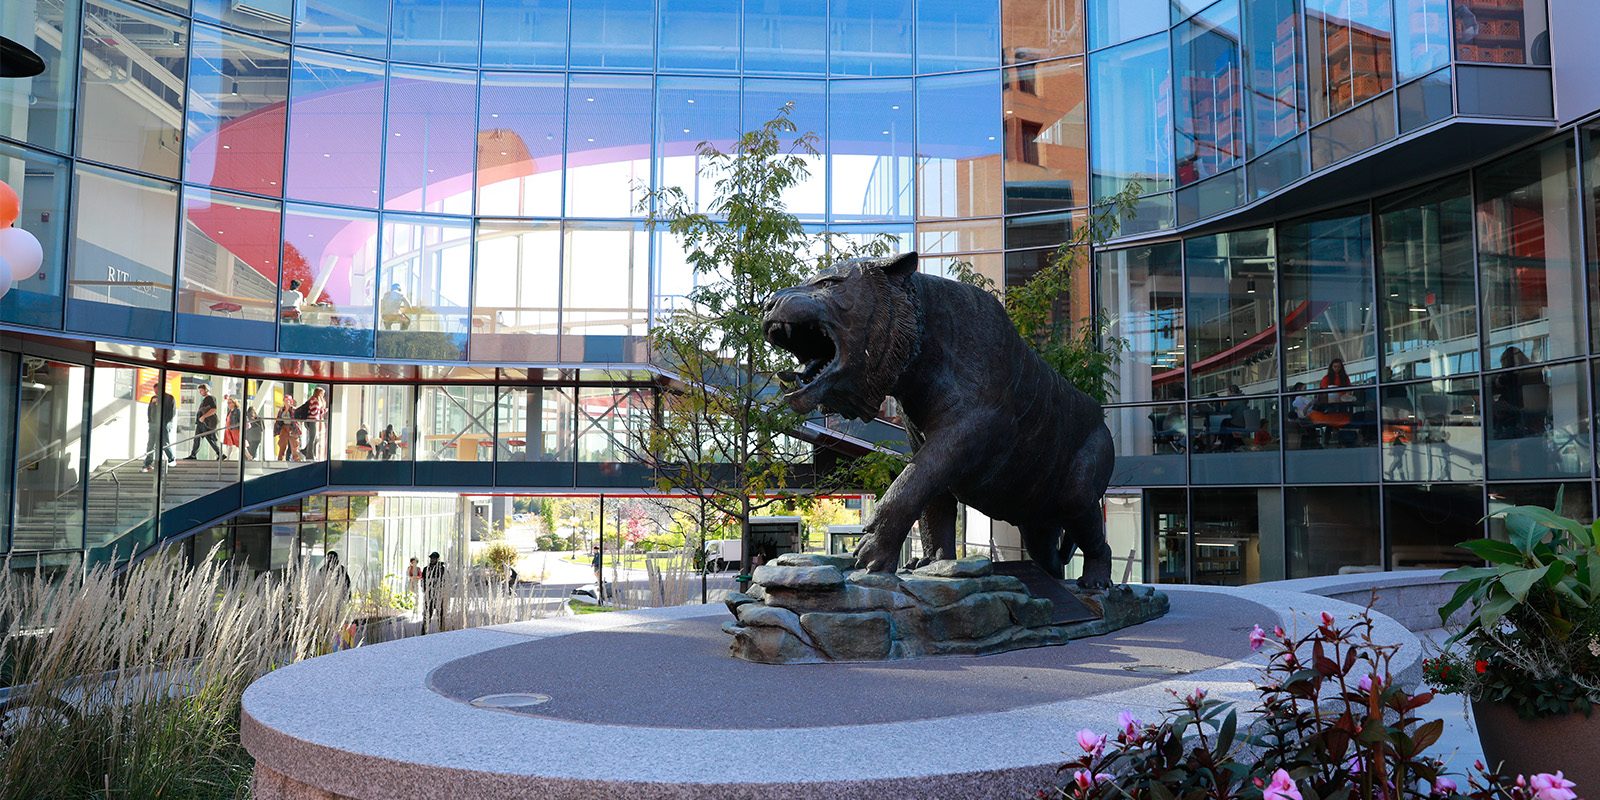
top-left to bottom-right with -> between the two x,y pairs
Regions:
1076,729 -> 1106,756
1250,624 -> 1268,651
1345,756 -> 1364,775
1320,612 -> 1336,629
1274,625 -> 1286,638
1357,674 -> 1376,693
1074,770 -> 1093,791
1433,777 -> 1459,796
1117,710 -> 1142,739
1188,688 -> 1207,702
1530,772 -> 1578,800
1264,769 -> 1302,800
1282,651 -> 1298,666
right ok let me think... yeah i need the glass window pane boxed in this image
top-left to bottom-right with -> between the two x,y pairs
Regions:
1106,404 -> 1187,486
1243,0 -> 1305,158
78,0 -> 187,178
418,385 -> 496,461
1090,34 -> 1173,200
744,0 -> 826,75
1004,209 -> 1080,250
1452,0 -> 1549,65
1488,483 -> 1590,536
477,72 -> 565,218
496,386 -> 575,462
576,386 -> 648,463
1101,242 -> 1185,403
0,353 -> 12,548
1279,206 -> 1376,387
1477,139 -> 1583,365
916,71 -> 1003,219
1395,0 -> 1450,79
1283,387 -> 1379,483
1188,395 -> 1281,484
278,203 -> 379,357
567,74 -> 653,218
165,372 -> 247,487
384,65 -> 476,215
1002,0 -> 1082,63
1587,125 -> 1600,354
1397,66 -> 1453,133
1306,0 -> 1395,122
1003,57 -> 1087,214
1174,1 -> 1243,187
1485,362 -> 1588,480
14,358 -> 85,551
391,0 -> 483,66
1379,377 -> 1483,482
483,0 -> 569,67
377,214 -> 472,360
1386,483 -> 1482,568
570,0 -> 654,70
743,79 -> 826,219
917,219 -> 1002,255
0,141 -> 71,329
286,50 -> 386,208
1185,229 -> 1277,396
473,220 -> 561,361
1086,0 -> 1164,50
1375,175 -> 1477,379
294,0 -> 388,56
0,0 -> 79,154
186,25 -> 289,197
1286,486 -> 1380,578
1129,488 -> 1186,583
657,77 -> 742,215
830,78 -> 913,221
1308,97 -> 1396,170
86,365 -> 158,548
830,0 -> 913,76
917,0 -> 1001,73
562,222 -> 648,362
195,0 -> 291,38
660,0 -> 740,72
177,187 -> 281,348
329,384 -> 415,461
1192,487 -> 1283,585
69,165 -> 178,339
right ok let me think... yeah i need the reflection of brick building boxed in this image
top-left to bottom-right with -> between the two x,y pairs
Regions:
1003,59 -> 1089,215
1307,11 -> 1395,117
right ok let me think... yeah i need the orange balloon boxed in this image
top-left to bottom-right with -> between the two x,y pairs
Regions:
0,180 -> 17,228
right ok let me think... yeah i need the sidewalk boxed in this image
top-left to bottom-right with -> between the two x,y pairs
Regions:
1418,628 -> 1485,775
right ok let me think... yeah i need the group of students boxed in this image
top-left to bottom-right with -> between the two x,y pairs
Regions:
143,384 -> 335,468
354,422 -> 405,460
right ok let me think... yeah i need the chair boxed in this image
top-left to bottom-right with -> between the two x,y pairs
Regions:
1520,382 -> 1551,433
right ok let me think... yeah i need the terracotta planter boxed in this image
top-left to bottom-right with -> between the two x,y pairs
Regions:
1471,699 -> 1600,788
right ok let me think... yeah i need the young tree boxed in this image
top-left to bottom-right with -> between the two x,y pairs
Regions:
637,105 -> 892,584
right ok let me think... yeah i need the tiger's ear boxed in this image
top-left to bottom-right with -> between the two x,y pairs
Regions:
880,251 -> 918,281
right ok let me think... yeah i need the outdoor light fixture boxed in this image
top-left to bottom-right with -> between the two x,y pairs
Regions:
0,35 -> 46,79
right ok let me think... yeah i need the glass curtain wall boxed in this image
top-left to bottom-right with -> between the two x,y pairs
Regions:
1375,176 -> 1478,380
0,141 -> 71,329
377,215 -> 473,360
329,384 -> 415,461
1002,58 -> 1088,215
177,188 -> 282,350
77,0 -> 187,178
69,166 -> 180,340
85,363 -> 159,548
472,221 -> 561,361
14,358 -> 86,552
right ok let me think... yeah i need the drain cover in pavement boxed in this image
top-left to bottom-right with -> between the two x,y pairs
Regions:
471,693 -> 551,709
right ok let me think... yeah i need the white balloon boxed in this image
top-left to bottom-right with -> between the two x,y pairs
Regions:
0,254 -> 12,298
0,227 -> 43,281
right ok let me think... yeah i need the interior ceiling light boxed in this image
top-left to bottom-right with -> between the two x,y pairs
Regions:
0,35 -> 46,78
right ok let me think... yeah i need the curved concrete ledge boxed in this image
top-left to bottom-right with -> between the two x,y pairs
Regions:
242,584 -> 1422,800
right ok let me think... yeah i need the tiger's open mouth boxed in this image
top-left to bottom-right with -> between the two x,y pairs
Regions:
764,318 -> 839,398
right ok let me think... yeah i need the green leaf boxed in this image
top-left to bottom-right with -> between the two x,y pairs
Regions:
1479,587 -> 1518,627
1216,710 -> 1236,755
1411,719 -> 1444,755
1458,539 -> 1525,565
1499,567 -> 1546,603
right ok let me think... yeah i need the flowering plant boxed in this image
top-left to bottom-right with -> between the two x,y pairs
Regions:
1429,503 -> 1600,719
1043,609 -> 1583,800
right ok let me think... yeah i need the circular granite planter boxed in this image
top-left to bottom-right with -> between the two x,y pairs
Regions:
241,585 -> 1422,800
1472,699 -> 1600,788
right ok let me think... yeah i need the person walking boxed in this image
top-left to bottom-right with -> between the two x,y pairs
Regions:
222,394 -> 242,459
590,544 -> 606,603
276,393 -> 301,462
243,405 -> 263,460
320,550 -> 351,604
421,552 -> 448,634
184,384 -> 223,460
405,556 -> 423,608
142,390 -> 176,471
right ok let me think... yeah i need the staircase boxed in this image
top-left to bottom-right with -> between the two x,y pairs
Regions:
11,459 -> 253,553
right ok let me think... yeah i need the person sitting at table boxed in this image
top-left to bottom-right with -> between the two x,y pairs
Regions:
378,424 -> 400,461
1319,358 -> 1356,406
280,279 -> 304,323
1491,346 -> 1541,437
381,283 -> 412,330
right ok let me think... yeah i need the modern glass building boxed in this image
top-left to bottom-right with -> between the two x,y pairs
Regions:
0,0 -> 1598,585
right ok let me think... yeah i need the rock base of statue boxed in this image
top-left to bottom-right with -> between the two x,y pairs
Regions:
723,554 -> 1169,664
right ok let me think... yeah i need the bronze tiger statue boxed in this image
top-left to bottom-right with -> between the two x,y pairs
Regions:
761,252 -> 1115,589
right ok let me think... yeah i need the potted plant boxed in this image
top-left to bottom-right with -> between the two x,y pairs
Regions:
1426,503 -> 1600,785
